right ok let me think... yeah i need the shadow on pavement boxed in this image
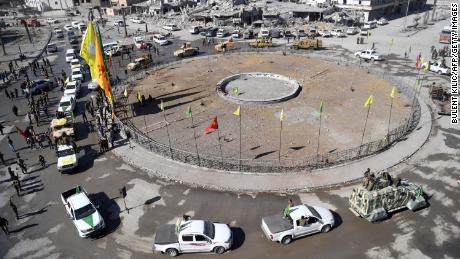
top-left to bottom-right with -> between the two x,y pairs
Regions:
331,211 -> 343,229
9,223 -> 38,233
88,192 -> 121,239
20,205 -> 50,219
230,227 -> 245,251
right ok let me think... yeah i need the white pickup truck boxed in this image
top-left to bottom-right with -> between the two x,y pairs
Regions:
428,61 -> 450,75
261,204 -> 335,245
354,49 -> 384,61
153,217 -> 233,257
57,144 -> 82,172
61,186 -> 105,237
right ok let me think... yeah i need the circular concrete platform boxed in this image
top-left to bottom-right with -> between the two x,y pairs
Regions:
217,72 -> 301,104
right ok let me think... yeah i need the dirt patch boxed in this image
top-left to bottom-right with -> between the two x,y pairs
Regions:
127,53 -> 412,163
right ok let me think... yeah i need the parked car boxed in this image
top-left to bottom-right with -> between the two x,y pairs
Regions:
58,95 -> 76,114
377,18 -> 388,25
363,21 -> 377,30
428,61 -> 450,75
61,186 -> 105,237
231,30 -> 241,39
217,28 -> 227,38
65,49 -> 76,62
354,49 -> 384,61
26,79 -> 54,95
283,30 -> 292,38
153,217 -> 233,257
189,25 -> 203,34
331,28 -> 346,37
346,27 -> 359,35
318,30 -> 332,37
64,80 -> 81,97
153,34 -> 169,45
71,68 -> 84,81
88,80 -> 99,91
206,27 -> 218,37
77,23 -> 86,32
46,18 -> 58,24
261,204 -> 335,245
54,28 -> 64,38
71,21 -> 82,28
162,24 -> 179,31
70,58 -> 81,70
360,28 -> 370,36
130,17 -> 144,24
63,24 -> 74,31
243,29 -> 253,39
47,43 -> 58,53
259,28 -> 270,38
270,28 -> 281,38
114,20 -> 124,27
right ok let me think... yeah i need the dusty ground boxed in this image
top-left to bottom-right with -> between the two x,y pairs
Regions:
127,53 -> 412,162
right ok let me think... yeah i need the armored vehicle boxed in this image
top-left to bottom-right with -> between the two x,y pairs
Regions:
292,39 -> 323,50
249,38 -> 273,48
215,38 -> 235,52
349,171 -> 426,222
174,42 -> 199,58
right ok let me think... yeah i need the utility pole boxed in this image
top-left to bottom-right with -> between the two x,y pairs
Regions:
122,9 -> 128,38
431,0 -> 437,21
22,20 -> 32,43
403,0 -> 411,31
0,35 -> 6,55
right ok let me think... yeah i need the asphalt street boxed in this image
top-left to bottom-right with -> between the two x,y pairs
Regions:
0,13 -> 459,259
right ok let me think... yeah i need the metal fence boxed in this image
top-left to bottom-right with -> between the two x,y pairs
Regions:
110,49 -> 422,173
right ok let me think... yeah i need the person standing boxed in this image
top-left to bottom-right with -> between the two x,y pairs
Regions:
18,159 -> 27,174
39,155 -> 46,168
8,167 -> 15,180
14,88 -> 18,98
4,89 -> 10,99
7,136 -> 15,152
0,122 -> 4,135
0,216 -> 9,236
9,198 -> 19,220
12,105 -> 18,116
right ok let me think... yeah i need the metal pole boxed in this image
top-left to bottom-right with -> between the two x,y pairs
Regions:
403,0 -> 411,31
122,9 -> 128,38
238,112 -> 242,171
217,128 -> 224,168
387,96 -> 394,142
0,35 -> 6,55
316,112 -> 322,157
162,109 -> 173,159
278,120 -> 283,162
190,113 -> 200,166
359,105 -> 371,154
123,196 -> 129,214
431,0 -> 437,21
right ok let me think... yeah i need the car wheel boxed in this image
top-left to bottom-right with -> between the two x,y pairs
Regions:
214,246 -> 225,254
370,57 -> 375,62
321,225 -> 331,233
166,248 -> 178,257
281,235 -> 292,245
437,70 -> 442,75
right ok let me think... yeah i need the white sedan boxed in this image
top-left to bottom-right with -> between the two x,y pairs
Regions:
64,25 -> 74,31
71,68 -> 84,81
130,17 -> 144,24
64,80 -> 81,97
153,34 -> 169,45
429,61 -> 450,75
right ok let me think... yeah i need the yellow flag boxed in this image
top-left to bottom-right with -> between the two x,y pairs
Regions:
364,95 -> 374,108
123,88 -> 128,98
137,91 -> 142,103
390,87 -> 396,98
160,100 -> 164,111
80,21 -> 97,79
280,109 -> 284,121
93,25 -> 113,104
233,106 -> 240,116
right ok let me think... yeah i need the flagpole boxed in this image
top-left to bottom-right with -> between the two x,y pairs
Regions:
316,112 -> 322,157
162,109 -> 173,159
190,112 -> 200,166
278,119 -> 283,162
216,128 -> 224,167
238,112 -> 242,171
387,96 -> 394,142
360,105 -> 371,154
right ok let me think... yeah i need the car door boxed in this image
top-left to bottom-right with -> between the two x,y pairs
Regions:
304,217 -> 322,234
179,234 -> 195,252
192,234 -> 212,252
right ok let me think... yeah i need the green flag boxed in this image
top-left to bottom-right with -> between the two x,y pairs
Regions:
319,101 -> 324,113
82,214 -> 94,228
186,106 -> 192,117
76,186 -> 81,193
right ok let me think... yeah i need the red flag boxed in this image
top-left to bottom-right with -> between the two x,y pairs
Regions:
15,126 -> 28,139
415,53 -> 421,70
204,117 -> 218,135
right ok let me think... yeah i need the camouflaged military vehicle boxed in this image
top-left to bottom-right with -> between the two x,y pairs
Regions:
349,171 -> 426,222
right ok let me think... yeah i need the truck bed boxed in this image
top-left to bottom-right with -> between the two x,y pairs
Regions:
263,214 -> 293,234
154,224 -> 178,244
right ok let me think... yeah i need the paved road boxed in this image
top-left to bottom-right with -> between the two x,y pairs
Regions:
0,12 -> 459,259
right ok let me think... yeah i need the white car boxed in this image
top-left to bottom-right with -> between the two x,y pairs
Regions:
133,36 -> 144,49
130,17 -> 144,24
153,34 -> 169,45
58,95 -> 76,114
261,204 -> 335,245
377,18 -> 388,25
88,80 -> 99,91
153,217 -> 233,257
64,80 -> 81,97
231,30 -> 241,39
360,28 -> 370,36
331,29 -> 346,37
61,186 -> 105,237
71,21 -> 82,29
259,29 -> 270,38
189,25 -> 203,34
65,49 -> 76,62
64,24 -> 74,31
46,18 -> 58,24
114,20 -> 124,27
217,28 -> 227,38
429,61 -> 450,75
162,24 -> 179,31
346,27 -> 359,35
70,58 -> 81,69
318,30 -> 332,37
71,68 -> 84,81
56,145 -> 79,172
355,49 -> 385,61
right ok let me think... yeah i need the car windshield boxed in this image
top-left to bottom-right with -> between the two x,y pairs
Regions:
74,204 -> 96,220
203,221 -> 215,239
306,205 -> 322,219
72,71 -> 81,75
66,85 -> 75,90
57,148 -> 75,157
60,101 -> 71,107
